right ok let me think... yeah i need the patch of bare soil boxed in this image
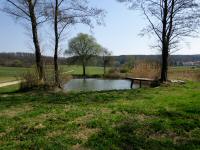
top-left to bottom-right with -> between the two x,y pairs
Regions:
32,113 -> 53,123
47,130 -> 64,138
71,144 -> 90,150
74,114 -> 94,125
72,127 -> 100,141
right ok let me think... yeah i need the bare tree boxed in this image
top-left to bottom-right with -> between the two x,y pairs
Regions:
45,0 -> 105,87
118,0 -> 200,82
101,48 -> 112,75
2,0 -> 48,82
66,33 -> 101,78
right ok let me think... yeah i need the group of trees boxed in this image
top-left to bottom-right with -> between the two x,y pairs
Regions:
2,0 -> 200,85
2,0 -> 105,87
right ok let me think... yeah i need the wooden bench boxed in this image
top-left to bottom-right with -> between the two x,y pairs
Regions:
126,77 -> 158,88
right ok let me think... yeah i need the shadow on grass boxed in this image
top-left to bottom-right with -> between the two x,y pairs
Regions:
0,89 -> 139,109
85,119 -> 200,150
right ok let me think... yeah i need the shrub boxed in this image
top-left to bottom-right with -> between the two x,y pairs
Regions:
120,68 -> 129,73
108,68 -> 119,74
19,71 -> 41,91
19,66 -> 72,91
104,67 -> 125,79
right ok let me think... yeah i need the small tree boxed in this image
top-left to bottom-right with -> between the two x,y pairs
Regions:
101,48 -> 112,75
66,33 -> 101,78
45,0 -> 104,87
2,0 -> 48,82
118,0 -> 200,82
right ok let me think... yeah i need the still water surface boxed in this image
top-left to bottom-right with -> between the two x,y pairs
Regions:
64,78 -> 138,91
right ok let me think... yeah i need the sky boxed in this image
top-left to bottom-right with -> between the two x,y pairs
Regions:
0,0 -> 200,56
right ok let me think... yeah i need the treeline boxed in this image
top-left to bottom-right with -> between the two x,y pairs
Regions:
116,55 -> 200,66
1,52 -> 199,68
67,55 -> 200,67
0,52 -> 67,67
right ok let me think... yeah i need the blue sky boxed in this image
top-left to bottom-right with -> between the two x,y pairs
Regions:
0,0 -> 200,56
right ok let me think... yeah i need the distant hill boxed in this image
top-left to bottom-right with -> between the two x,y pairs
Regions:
0,52 -> 67,67
112,55 -> 200,66
66,55 -> 200,67
0,52 -> 200,67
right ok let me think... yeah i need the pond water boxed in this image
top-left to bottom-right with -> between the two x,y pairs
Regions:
63,78 -> 139,92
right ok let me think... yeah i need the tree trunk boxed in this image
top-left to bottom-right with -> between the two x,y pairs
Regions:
160,0 -> 168,83
83,62 -> 86,79
54,0 -> 60,87
161,44 -> 169,82
104,62 -> 106,76
160,0 -> 174,83
28,0 -> 44,82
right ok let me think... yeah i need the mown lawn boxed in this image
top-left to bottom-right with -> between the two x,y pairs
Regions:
0,82 -> 200,149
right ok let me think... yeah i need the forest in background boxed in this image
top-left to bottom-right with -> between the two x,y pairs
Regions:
0,52 -> 200,67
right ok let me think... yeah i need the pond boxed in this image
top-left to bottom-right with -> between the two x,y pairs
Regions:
63,78 -> 139,92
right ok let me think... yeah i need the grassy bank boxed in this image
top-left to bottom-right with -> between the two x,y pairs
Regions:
0,82 -> 200,149
0,84 -> 20,94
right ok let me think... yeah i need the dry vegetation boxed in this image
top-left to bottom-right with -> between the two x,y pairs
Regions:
168,67 -> 200,81
130,61 -> 161,79
130,61 -> 200,81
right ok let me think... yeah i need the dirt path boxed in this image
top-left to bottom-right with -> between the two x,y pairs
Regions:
63,70 -> 74,74
0,81 -> 21,88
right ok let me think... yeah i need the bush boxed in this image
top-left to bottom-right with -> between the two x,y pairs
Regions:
108,68 -> 119,74
104,68 -> 125,79
19,66 -> 72,91
20,71 -> 41,91
120,68 -> 129,73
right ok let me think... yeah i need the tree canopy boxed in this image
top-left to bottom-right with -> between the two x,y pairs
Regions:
66,33 -> 102,77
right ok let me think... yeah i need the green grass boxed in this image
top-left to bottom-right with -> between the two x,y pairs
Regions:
0,67 -> 30,77
0,67 -> 31,83
0,82 -> 200,149
0,66 -> 106,83
61,65 -> 106,75
0,84 -> 20,94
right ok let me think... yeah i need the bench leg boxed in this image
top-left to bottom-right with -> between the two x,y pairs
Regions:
140,81 -> 142,88
131,80 -> 134,89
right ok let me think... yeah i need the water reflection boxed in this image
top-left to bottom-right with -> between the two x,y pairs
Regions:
64,78 -> 138,91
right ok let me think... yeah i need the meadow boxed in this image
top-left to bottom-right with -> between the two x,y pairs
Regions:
0,67 -> 31,83
0,65 -> 199,84
0,66 -> 106,83
0,82 -> 200,149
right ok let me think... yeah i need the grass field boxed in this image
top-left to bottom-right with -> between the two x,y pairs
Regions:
61,65 -> 106,75
0,67 -> 31,83
0,82 -> 200,149
0,66 -> 106,83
